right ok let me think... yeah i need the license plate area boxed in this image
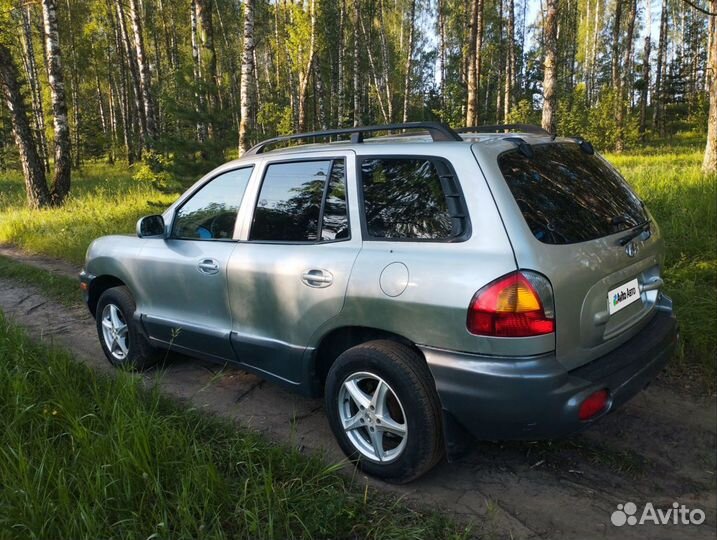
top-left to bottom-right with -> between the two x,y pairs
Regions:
608,278 -> 641,315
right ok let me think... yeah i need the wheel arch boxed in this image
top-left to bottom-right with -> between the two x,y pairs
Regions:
312,326 -> 428,391
88,275 -> 127,317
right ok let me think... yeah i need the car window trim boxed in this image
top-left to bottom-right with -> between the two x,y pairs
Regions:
356,154 -> 472,243
246,156 -> 352,245
169,165 -> 255,242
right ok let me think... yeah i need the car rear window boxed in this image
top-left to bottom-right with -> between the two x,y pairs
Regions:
498,143 -> 647,244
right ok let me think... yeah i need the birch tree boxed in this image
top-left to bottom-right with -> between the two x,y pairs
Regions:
129,0 -> 157,145
41,0 -> 71,205
19,4 -> 49,173
703,0 -> 717,174
652,0 -> 668,135
402,0 -> 417,123
504,0 -> 515,122
239,0 -> 255,154
542,0 -> 559,134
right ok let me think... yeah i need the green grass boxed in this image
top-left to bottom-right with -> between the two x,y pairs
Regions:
0,162 -> 179,265
0,312 -> 470,539
0,144 -> 715,392
604,140 -> 717,392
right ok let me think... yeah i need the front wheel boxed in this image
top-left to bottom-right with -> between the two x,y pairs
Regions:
325,340 -> 444,483
96,286 -> 158,370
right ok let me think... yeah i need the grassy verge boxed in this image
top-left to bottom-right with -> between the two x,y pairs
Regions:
605,140 -> 716,393
0,163 -> 178,266
0,312 -> 469,539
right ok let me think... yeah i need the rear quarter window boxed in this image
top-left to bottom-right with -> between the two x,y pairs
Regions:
498,143 -> 647,244
359,157 -> 468,241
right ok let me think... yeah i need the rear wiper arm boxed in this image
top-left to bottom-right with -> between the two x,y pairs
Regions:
618,219 -> 651,246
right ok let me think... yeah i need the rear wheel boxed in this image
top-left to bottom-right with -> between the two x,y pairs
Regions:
325,340 -> 444,483
96,286 -> 158,370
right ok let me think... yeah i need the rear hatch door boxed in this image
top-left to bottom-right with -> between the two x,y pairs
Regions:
475,141 -> 664,371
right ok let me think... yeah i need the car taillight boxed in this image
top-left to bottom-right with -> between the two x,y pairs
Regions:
467,271 -> 555,337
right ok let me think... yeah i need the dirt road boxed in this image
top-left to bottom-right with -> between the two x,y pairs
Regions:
0,247 -> 714,539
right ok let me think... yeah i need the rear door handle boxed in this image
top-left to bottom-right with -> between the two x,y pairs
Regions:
301,269 -> 333,288
198,258 -> 219,275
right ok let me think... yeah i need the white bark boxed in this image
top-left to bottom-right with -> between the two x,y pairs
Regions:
239,0 -> 255,154
41,0 -> 71,205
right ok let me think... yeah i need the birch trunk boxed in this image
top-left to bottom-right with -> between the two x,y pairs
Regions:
465,0 -> 479,126
41,0 -> 71,205
652,0 -> 668,134
297,0 -> 316,132
337,0 -> 345,125
239,0 -> 255,154
116,0 -> 146,152
379,0 -> 393,122
358,9 -> 389,123
504,0 -> 515,122
702,0 -> 717,174
129,0 -> 157,145
0,43 -> 51,209
611,0 -> 622,91
402,0 -> 416,123
353,0 -> 360,126
541,0 -> 558,134
639,0 -> 651,138
20,4 -> 50,173
438,0 -> 447,113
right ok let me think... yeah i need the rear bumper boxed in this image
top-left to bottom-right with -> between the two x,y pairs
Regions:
421,294 -> 678,449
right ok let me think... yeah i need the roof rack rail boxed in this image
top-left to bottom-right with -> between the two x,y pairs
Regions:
457,124 -> 551,136
245,121 -> 463,155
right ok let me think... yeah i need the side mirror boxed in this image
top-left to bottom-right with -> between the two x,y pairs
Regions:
136,215 -> 166,238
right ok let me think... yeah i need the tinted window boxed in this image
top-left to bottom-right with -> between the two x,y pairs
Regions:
360,158 -> 458,240
173,167 -> 253,240
321,161 -> 349,240
250,160 -> 331,241
498,143 -> 647,244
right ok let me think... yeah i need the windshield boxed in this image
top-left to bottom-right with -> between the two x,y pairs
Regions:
498,143 -> 647,245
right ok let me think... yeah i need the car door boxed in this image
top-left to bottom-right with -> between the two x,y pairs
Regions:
136,166 -> 254,361
227,153 -> 361,389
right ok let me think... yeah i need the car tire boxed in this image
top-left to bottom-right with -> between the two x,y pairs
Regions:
95,286 -> 158,370
325,340 -> 444,483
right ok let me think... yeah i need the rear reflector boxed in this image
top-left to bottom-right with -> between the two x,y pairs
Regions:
578,389 -> 610,421
467,271 -> 555,337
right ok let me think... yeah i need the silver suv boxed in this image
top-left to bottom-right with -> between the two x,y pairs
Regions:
81,122 -> 678,482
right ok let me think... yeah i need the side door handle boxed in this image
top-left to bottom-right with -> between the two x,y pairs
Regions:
301,269 -> 333,288
198,258 -> 220,275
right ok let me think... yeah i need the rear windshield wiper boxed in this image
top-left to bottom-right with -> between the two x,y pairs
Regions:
618,219 -> 651,246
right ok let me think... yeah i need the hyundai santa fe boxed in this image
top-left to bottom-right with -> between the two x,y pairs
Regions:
80,122 -> 678,483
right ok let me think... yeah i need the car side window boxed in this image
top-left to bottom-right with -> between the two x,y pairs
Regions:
250,159 -> 349,242
321,160 -> 350,241
173,167 -> 253,240
360,158 -> 465,240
